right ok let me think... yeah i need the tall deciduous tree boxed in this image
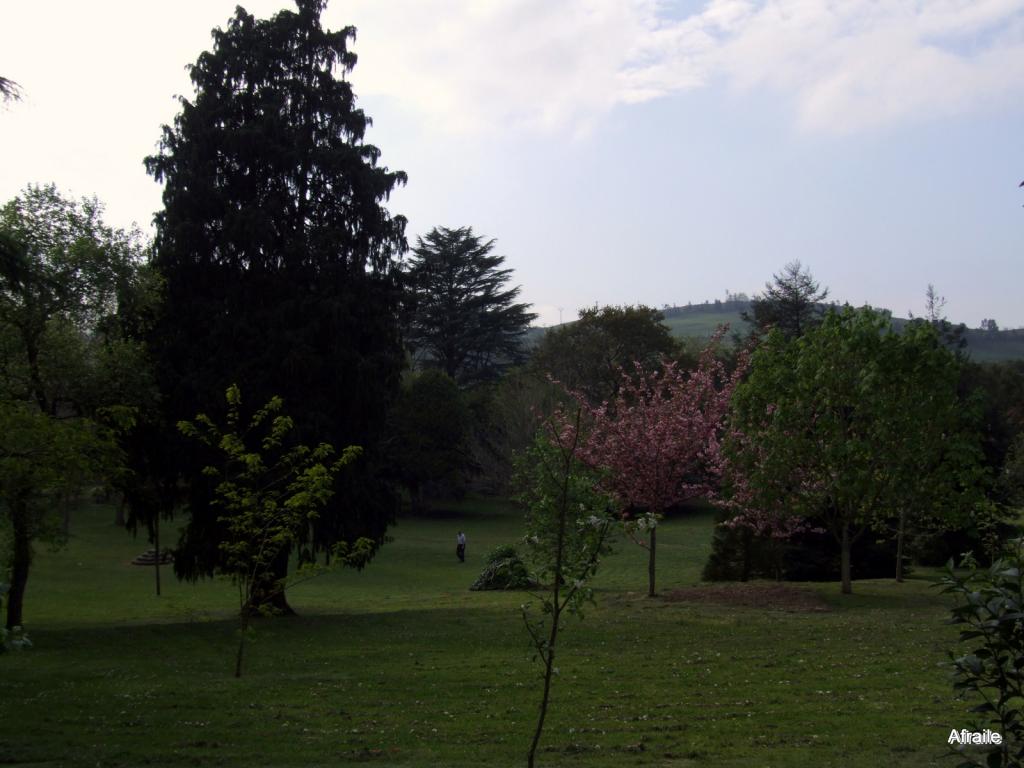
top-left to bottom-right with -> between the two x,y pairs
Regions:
0,186 -> 152,609
532,304 -> 680,405
726,307 -> 983,594
402,226 -> 535,385
144,0 -> 408,608
569,328 -> 747,596
0,402 -> 114,629
743,260 -> 828,339
0,185 -> 146,416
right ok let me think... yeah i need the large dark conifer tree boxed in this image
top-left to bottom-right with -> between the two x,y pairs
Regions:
144,0 -> 408,607
403,227 -> 535,386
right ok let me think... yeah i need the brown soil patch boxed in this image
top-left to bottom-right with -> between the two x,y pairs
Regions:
663,582 -> 831,612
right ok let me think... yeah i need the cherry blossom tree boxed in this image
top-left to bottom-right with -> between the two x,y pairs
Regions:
567,327 -> 748,596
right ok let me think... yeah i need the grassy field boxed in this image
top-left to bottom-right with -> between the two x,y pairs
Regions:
0,498 -> 975,767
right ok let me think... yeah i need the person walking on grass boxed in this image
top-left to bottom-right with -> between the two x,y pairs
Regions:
456,531 -> 466,563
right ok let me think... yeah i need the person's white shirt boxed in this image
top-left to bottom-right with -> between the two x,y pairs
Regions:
457,533 -> 466,546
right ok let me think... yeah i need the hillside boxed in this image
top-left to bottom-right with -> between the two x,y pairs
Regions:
531,300 -> 1024,362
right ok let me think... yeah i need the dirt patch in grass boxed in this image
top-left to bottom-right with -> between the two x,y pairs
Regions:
663,582 -> 831,612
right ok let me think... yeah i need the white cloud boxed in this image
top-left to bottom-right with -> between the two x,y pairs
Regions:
337,0 -> 1024,135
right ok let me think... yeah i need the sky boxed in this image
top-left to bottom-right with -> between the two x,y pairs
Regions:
2,0 -> 1022,328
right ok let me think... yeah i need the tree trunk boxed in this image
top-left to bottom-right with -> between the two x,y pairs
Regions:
249,548 -> 294,616
840,523 -> 852,595
895,508 -> 906,583
6,498 -> 32,629
114,496 -> 126,527
647,526 -> 657,597
61,492 -> 71,537
25,335 -> 49,414
527,443 -> 572,768
527,600 -> 562,768
235,608 -> 250,678
740,533 -> 751,582
153,514 -> 162,597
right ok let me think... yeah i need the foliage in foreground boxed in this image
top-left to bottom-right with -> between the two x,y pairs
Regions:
515,424 -> 616,768
940,542 -> 1024,767
178,384 -> 371,677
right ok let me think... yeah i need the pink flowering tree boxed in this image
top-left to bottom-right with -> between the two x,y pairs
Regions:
566,327 -> 748,597
717,429 -> 824,540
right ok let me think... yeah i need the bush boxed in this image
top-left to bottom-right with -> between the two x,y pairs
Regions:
939,541 -> 1024,767
470,544 -> 537,591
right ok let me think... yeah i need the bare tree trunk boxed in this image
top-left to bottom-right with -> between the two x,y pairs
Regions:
25,337 -> 49,414
153,514 -> 162,597
647,527 -> 657,597
6,498 -> 32,629
249,548 -> 294,616
895,508 -> 906,583
61,492 -> 71,537
527,598 -> 562,768
840,523 -> 852,595
235,608 -> 250,678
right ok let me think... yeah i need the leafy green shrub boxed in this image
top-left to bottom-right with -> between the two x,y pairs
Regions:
939,541 -> 1024,767
469,544 -> 537,591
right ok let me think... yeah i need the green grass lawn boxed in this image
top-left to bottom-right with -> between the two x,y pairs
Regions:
1,499 -> 973,767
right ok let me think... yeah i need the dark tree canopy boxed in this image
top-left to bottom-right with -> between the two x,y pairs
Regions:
144,0 -> 408,589
386,369 -> 470,512
402,226 -> 536,386
530,304 -> 679,404
743,260 -> 829,339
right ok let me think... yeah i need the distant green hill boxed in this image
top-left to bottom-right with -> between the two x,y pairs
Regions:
660,299 -> 751,338
529,300 -> 1024,362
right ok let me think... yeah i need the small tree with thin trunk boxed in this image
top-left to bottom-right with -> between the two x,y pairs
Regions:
1,402 -> 114,630
178,385 -> 371,677
515,411 -> 615,768
569,328 -> 748,596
